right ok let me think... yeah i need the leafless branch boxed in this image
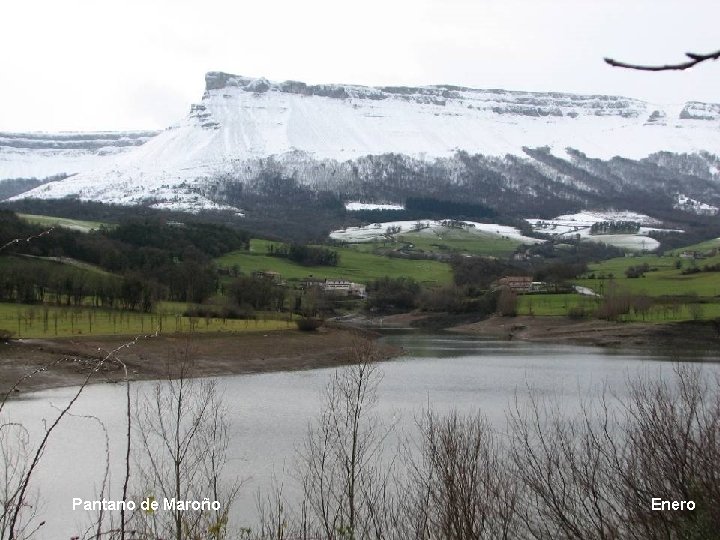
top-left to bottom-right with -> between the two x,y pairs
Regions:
0,359 -> 67,416
605,49 -> 720,71
0,228 -> 54,254
6,330 -> 158,539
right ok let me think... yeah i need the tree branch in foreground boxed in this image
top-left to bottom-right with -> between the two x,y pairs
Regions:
605,49 -> 720,71
0,228 -> 54,254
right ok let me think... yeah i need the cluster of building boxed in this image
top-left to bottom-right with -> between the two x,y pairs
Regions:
300,277 -> 367,298
250,271 -> 368,298
494,276 -> 553,294
679,248 -> 718,260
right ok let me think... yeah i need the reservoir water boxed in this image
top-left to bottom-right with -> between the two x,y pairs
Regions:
3,333 -> 719,539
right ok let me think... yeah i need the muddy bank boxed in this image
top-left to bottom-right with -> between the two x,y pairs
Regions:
0,327 -> 401,395
451,315 -> 720,351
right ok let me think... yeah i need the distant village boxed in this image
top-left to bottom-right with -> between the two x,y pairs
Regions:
251,270 -> 367,298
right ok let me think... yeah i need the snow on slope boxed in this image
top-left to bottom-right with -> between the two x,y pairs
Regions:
330,220 -> 542,244
8,72 -> 720,208
526,211 -> 680,251
345,202 -> 404,211
0,131 -> 159,181
674,194 -> 719,216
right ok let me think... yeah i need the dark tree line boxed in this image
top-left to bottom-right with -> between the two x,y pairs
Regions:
366,277 -> 421,312
0,212 -> 251,308
267,243 -> 339,266
226,275 -> 287,312
450,256 -> 520,290
625,263 -> 652,278
590,220 -> 641,235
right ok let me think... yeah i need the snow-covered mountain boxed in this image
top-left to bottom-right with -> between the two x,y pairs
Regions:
2,72 -> 720,212
0,130 -> 158,181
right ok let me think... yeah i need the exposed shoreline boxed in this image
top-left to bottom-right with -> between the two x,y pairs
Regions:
336,311 -> 720,352
449,315 -> 720,352
0,327 -> 401,396
3,316 -> 718,397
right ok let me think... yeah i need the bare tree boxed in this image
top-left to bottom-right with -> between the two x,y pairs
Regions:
130,345 -> 239,540
619,366 -> 720,539
509,389 -> 626,540
0,423 -> 41,540
497,288 -> 519,317
509,366 -> 720,540
298,339 -> 394,540
254,475 -> 295,540
399,410 -> 519,540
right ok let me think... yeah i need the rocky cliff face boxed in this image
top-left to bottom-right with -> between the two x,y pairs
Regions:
0,131 -> 159,151
203,71 -> 719,121
679,101 -> 720,121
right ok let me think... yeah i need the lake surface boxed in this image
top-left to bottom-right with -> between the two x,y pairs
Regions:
4,333 -> 719,539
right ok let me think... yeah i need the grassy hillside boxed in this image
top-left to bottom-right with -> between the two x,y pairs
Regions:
217,239 -> 453,284
1,254 -> 113,276
17,213 -> 108,232
575,252 -> 720,298
394,229 -> 520,257
669,237 -> 720,254
514,245 -> 720,322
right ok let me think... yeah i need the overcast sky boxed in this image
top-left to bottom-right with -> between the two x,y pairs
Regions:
1,0 -> 718,131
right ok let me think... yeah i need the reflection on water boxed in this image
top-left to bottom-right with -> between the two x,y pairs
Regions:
3,333 -> 719,539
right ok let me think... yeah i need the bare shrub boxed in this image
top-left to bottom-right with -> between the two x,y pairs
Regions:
130,346 -> 240,540
297,339 -> 394,540
296,317 -> 324,332
632,294 -> 653,321
597,293 -> 632,321
567,306 -> 591,320
419,285 -> 465,313
688,303 -> 705,321
619,366 -> 720,538
497,288 -> 518,317
510,392 -> 626,539
0,423 -> 40,540
402,411 -> 519,540
509,366 -> 720,540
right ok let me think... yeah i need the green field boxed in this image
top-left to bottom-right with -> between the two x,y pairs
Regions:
518,294 -> 592,316
0,302 -> 293,339
395,228 -> 521,257
217,239 -> 453,285
575,251 -> 720,298
517,243 -> 720,322
18,213 -> 108,233
339,226 -> 523,258
518,293 -> 720,322
669,237 -> 720,255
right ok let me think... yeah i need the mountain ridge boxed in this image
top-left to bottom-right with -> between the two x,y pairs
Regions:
2,72 -> 719,216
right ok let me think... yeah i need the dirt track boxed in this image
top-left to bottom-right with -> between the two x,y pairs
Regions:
0,327 -> 399,395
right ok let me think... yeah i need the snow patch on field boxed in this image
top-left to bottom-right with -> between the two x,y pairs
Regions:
674,194 -> 719,216
345,202 -> 404,211
526,210 -> 678,251
330,220 -> 542,244
530,210 -> 661,228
